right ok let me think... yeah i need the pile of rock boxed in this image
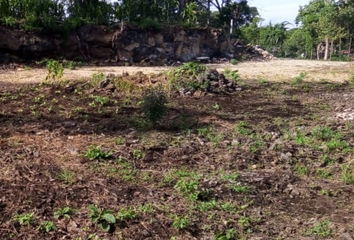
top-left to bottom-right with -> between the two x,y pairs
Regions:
179,68 -> 241,96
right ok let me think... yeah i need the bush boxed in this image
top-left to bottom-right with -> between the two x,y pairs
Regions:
230,59 -> 238,65
141,85 -> 168,125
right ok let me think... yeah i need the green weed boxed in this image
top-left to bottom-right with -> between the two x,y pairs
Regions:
304,220 -> 332,237
38,221 -> 57,233
57,170 -> 75,184
171,215 -> 190,230
84,145 -> 113,160
174,178 -> 200,201
14,212 -> 34,226
116,207 -> 138,222
54,206 -> 75,219
141,85 -> 168,125
88,205 -> 116,232
215,228 -> 239,240
292,71 -> 306,85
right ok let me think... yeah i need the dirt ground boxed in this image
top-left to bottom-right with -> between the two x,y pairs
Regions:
1,59 -> 353,85
1,59 -> 354,240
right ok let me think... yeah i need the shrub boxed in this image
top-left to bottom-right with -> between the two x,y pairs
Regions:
141,85 -> 168,125
230,59 -> 238,65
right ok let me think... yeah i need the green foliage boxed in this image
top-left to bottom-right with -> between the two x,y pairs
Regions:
45,59 -> 64,82
167,62 -> 208,92
88,205 -> 116,232
57,170 -> 75,185
234,121 -> 253,135
223,68 -> 241,83
172,215 -> 190,230
215,228 -> 238,240
304,220 -> 332,237
14,212 -> 34,226
116,207 -> 138,222
141,85 -> 168,125
91,72 -> 105,88
38,221 -> 57,233
230,59 -> 238,65
54,206 -> 75,219
174,178 -> 200,201
84,145 -> 113,160
292,72 -> 307,85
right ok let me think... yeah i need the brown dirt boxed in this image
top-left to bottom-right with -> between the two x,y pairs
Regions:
1,60 -> 354,240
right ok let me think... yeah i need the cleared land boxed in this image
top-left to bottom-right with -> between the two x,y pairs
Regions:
1,59 -> 354,240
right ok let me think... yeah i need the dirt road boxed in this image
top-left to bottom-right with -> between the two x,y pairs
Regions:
1,59 -> 353,85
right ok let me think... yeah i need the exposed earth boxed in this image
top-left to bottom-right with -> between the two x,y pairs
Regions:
1,59 -> 354,240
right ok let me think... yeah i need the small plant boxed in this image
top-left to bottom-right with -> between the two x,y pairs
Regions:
174,178 -> 200,201
84,145 -> 113,160
38,221 -> 57,233
294,163 -> 308,176
115,137 -> 125,145
342,165 -> 354,184
94,96 -> 110,106
304,220 -> 332,237
215,228 -> 238,240
224,68 -> 240,83
311,126 -> 334,141
259,78 -> 268,84
14,212 -> 34,226
292,71 -> 306,85
45,59 -> 64,81
172,215 -> 190,230
91,72 -> 105,87
54,206 -> 75,219
88,205 -> 116,232
116,207 -> 138,222
228,184 -> 251,193
221,173 -> 239,181
234,121 -> 253,135
58,170 -> 75,184
230,59 -> 238,65
141,85 -> 168,125
132,149 -> 144,160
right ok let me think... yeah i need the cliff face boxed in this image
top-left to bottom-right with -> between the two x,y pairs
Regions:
0,25 -> 242,64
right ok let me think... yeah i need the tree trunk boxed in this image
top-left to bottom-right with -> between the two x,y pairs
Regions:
330,39 -> 334,60
339,38 -> 342,56
349,36 -> 352,58
317,43 -> 321,60
324,37 -> 329,60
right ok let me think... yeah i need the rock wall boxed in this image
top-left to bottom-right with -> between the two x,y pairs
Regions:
0,25 -> 244,64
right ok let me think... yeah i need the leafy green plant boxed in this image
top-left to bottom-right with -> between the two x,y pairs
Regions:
224,68 -> 241,83
58,170 -> 75,184
171,215 -> 190,230
115,137 -> 125,145
174,178 -> 200,201
230,59 -> 238,65
91,72 -> 105,87
14,212 -> 34,226
342,165 -> 354,184
141,85 -> 168,125
94,96 -> 110,106
234,121 -> 253,135
116,207 -> 138,222
294,163 -> 308,176
38,221 -> 57,233
215,228 -> 238,240
45,59 -> 64,81
221,173 -> 239,181
84,145 -> 113,160
88,205 -> 116,232
304,220 -> 332,237
54,206 -> 75,219
292,71 -> 306,85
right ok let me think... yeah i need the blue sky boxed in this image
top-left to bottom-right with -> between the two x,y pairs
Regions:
249,0 -> 311,27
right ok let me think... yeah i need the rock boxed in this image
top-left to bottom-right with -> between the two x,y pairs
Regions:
99,79 -> 110,88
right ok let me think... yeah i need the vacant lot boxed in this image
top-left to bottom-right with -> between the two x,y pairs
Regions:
1,60 -> 354,240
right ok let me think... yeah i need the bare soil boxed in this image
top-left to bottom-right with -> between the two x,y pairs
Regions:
1,59 -> 354,240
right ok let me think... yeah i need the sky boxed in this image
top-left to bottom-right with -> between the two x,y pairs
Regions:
249,0 -> 311,27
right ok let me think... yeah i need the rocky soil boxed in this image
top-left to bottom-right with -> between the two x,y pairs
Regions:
1,60 -> 354,239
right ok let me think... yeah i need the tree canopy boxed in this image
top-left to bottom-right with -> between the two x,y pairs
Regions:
0,0 -> 258,33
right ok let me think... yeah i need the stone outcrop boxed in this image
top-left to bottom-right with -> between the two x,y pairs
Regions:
0,25 -> 246,65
